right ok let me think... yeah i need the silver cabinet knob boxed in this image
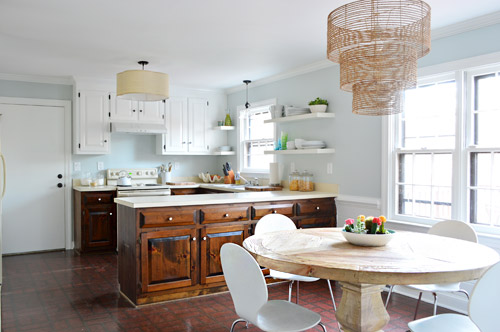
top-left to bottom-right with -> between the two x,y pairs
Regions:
192,237 -> 196,241
224,213 -> 229,217
98,198 -> 102,201
109,213 -> 113,216
272,210 -> 277,214
168,217 -> 173,221
203,237 -> 207,241
316,206 -> 320,210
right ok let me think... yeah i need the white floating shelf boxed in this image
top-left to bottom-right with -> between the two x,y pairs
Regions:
212,151 -> 236,155
264,112 -> 335,124
213,126 -> 235,131
264,148 -> 335,155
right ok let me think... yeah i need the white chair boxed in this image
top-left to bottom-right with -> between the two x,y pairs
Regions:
220,243 -> 327,332
254,214 -> 338,313
408,261 -> 500,332
385,220 -> 478,319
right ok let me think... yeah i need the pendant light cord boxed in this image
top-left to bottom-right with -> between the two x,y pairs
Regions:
243,80 -> 251,109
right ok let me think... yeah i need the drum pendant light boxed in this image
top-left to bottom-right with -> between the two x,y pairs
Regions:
116,61 -> 169,101
243,80 -> 251,109
327,0 -> 431,115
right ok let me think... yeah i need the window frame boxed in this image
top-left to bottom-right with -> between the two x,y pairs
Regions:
237,98 -> 277,175
383,62 -> 500,236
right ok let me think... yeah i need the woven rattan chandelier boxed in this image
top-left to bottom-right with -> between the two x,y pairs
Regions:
327,0 -> 431,115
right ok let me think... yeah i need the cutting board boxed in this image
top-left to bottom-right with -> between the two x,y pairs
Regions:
245,185 -> 283,191
165,181 -> 196,185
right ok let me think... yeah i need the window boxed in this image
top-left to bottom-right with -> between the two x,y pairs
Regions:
238,100 -> 276,173
387,63 -> 500,233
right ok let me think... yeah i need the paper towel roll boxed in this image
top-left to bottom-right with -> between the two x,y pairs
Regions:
269,162 -> 281,186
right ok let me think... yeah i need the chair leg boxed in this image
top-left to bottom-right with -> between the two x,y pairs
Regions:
385,285 -> 394,308
413,292 -> 423,320
432,292 -> 438,316
457,289 -> 470,300
326,280 -> 337,311
288,280 -> 294,302
296,280 -> 300,304
318,322 -> 328,332
230,318 -> 247,332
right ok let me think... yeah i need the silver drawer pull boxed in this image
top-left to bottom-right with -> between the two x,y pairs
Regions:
272,210 -> 277,214
316,206 -> 320,210
109,213 -> 113,216
192,237 -> 196,241
98,198 -> 102,201
168,217 -> 173,221
203,236 -> 207,241
224,213 -> 229,217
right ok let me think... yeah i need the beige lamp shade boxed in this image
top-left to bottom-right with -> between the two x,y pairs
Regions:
116,69 -> 169,101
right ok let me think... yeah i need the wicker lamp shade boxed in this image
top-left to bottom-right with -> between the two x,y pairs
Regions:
327,0 -> 431,115
116,61 -> 169,101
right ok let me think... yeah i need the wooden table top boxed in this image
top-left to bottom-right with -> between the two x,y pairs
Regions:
243,228 -> 500,285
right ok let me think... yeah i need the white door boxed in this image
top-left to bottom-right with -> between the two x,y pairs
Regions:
188,98 -> 207,153
77,90 -> 110,154
139,101 -> 165,124
163,97 -> 187,153
0,104 -> 66,254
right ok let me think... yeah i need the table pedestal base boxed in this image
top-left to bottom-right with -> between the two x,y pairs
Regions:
336,282 -> 390,332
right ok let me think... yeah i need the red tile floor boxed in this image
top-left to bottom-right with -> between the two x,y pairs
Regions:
2,251 -> 456,332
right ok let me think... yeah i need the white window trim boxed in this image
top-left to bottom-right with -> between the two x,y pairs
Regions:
237,98 -> 277,176
382,55 -> 500,236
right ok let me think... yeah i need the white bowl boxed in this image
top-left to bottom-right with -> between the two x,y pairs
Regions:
309,105 -> 327,113
341,229 -> 395,247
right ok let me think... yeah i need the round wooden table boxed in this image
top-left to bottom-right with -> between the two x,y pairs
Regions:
243,228 -> 499,332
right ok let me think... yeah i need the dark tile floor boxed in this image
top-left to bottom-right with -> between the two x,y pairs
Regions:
2,251 -> 456,332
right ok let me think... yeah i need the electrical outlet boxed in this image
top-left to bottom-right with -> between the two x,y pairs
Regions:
74,162 -> 81,172
174,162 -> 180,170
290,162 -> 296,172
97,162 -> 104,170
327,163 -> 333,174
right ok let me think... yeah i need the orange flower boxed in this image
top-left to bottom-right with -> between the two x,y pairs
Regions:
357,215 -> 365,222
379,215 -> 387,223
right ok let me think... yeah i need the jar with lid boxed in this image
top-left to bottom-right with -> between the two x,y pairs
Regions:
289,171 -> 300,191
299,170 -> 314,192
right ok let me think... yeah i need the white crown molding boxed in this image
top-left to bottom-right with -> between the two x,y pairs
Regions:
432,10 -> 500,40
418,51 -> 500,77
0,73 -> 73,85
225,59 -> 336,95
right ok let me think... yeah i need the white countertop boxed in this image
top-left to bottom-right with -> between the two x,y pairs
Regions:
114,190 -> 337,208
73,185 -> 116,192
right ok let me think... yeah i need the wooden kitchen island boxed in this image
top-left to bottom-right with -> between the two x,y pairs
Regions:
114,190 -> 337,305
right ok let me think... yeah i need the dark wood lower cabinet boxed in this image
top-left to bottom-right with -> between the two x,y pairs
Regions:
118,197 -> 336,305
74,190 -> 117,254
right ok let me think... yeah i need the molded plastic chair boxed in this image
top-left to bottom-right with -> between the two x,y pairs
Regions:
220,243 -> 327,332
408,261 -> 500,332
254,214 -> 337,313
385,220 -> 478,319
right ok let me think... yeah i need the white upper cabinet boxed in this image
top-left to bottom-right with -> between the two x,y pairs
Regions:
110,93 -> 165,124
157,97 -> 209,155
75,90 -> 110,154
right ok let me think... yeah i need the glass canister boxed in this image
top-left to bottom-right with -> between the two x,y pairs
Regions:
289,171 -> 300,191
299,170 -> 314,192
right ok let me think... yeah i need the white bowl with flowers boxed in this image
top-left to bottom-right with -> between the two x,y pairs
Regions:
341,215 -> 395,247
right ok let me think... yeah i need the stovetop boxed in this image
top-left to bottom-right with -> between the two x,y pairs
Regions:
107,168 -> 171,190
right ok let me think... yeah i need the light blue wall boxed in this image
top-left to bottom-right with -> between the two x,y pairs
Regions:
227,23 -> 500,198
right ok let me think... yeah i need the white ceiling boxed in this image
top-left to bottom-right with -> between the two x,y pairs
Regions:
1,0 -> 500,90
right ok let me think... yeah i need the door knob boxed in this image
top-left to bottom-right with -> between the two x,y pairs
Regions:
57,183 -> 63,188
57,174 -> 63,179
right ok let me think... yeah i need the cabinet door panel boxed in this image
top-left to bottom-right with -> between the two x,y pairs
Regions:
141,229 -> 197,293
200,225 -> 245,284
139,101 -> 165,124
188,98 -> 207,152
164,97 -> 187,152
78,90 -> 109,153
84,204 -> 115,249
111,94 -> 138,122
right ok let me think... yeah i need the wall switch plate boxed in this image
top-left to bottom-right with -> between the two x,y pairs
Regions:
74,162 -> 81,172
290,162 -> 296,172
174,162 -> 180,170
97,162 -> 104,170
327,163 -> 333,174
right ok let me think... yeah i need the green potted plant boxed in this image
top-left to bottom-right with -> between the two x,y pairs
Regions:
308,97 -> 328,113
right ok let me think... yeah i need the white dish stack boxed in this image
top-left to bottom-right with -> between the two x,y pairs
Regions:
284,106 -> 310,117
294,139 -> 326,149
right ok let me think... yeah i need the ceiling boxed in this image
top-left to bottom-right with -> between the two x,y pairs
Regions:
1,0 -> 500,90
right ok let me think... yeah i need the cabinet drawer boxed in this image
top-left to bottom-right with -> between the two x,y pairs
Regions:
83,192 -> 114,205
251,203 -> 294,220
296,199 -> 335,217
200,205 -> 249,224
140,207 -> 197,228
